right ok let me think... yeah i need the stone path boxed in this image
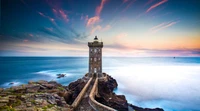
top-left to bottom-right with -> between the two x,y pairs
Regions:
76,75 -> 96,111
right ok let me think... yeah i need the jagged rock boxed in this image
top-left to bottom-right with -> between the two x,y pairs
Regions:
25,84 -> 40,93
96,75 -> 128,111
57,74 -> 66,78
10,85 -> 26,93
130,104 -> 164,111
47,89 -> 60,93
26,102 -> 32,107
39,85 -> 46,89
67,78 -> 86,104
96,74 -> 164,111
0,99 -> 9,103
47,95 -> 56,105
63,91 -> 72,104
48,81 -> 62,87
37,80 -> 48,85
0,88 -> 4,92
0,103 -> 7,107
35,98 -> 44,105
42,83 -> 54,89
25,108 -> 35,111
28,80 -> 34,84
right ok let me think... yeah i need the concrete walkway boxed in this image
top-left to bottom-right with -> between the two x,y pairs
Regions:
76,76 -> 96,111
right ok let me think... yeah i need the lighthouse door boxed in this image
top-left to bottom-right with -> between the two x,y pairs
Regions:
94,68 -> 97,73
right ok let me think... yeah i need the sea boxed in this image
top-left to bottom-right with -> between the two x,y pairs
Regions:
0,57 -> 200,111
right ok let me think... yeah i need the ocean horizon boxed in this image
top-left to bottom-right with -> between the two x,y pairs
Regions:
0,57 -> 200,111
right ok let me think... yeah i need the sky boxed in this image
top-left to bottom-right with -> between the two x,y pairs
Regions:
0,0 -> 200,57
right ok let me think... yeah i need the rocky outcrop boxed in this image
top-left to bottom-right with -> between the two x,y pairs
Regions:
96,74 -> 164,111
0,74 -> 164,111
0,79 -> 87,111
96,75 -> 129,111
66,78 -> 87,104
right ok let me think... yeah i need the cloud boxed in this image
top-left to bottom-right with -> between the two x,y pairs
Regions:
23,39 -> 29,42
86,16 -> 100,27
80,14 -> 89,21
39,27 -> 62,38
123,0 -> 129,3
86,0 -> 108,27
52,9 -> 70,23
90,25 -> 111,34
29,34 -> 33,37
150,21 -> 178,33
38,12 -> 45,17
90,25 -> 102,34
96,0 -> 107,16
59,9 -> 69,23
144,0 -> 155,7
38,12 -> 57,25
102,25 -> 111,31
38,26 -> 89,44
122,0 -> 137,12
146,0 -> 168,13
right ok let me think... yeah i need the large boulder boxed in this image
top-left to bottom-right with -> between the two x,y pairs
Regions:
26,84 -> 40,93
96,74 -> 128,111
66,78 -> 87,104
0,88 -> 4,92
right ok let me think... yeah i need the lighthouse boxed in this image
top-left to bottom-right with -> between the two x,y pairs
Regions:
88,36 -> 103,77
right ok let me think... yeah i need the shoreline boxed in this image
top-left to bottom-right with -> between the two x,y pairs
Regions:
0,74 -> 164,111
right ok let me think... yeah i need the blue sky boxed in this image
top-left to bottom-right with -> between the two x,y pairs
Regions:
0,0 -> 200,56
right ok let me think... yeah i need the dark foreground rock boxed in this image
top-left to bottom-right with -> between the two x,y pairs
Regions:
130,104 -> 164,111
0,78 -> 87,111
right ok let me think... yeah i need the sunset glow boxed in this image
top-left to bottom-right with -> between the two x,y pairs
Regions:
0,0 -> 200,56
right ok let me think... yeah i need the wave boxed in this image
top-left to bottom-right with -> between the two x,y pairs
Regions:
1,81 -> 23,88
35,70 -> 77,81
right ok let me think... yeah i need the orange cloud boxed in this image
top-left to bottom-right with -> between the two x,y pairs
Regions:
146,0 -> 168,13
86,16 -> 100,27
96,0 -> 107,16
